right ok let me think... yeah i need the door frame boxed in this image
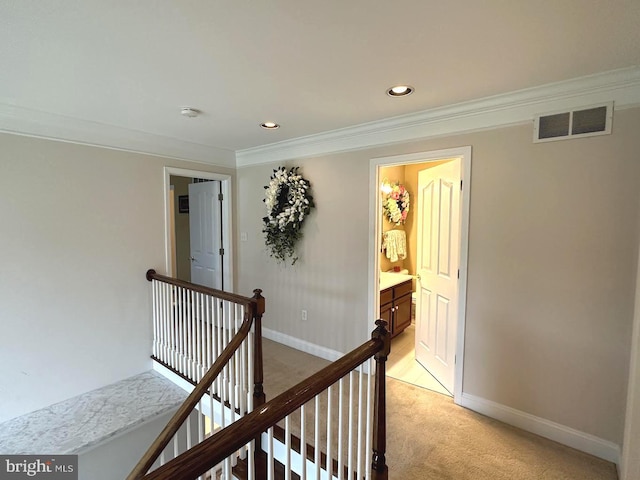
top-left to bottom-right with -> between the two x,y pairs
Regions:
164,167 -> 233,291
368,146 -> 471,403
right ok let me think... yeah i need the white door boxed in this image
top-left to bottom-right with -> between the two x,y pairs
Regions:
189,181 -> 223,289
415,160 -> 461,394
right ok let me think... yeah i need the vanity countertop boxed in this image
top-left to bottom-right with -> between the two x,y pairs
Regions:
379,271 -> 413,291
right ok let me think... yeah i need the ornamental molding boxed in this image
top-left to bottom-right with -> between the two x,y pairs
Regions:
0,103 -> 236,168
1,67 -> 638,168
236,66 -> 640,167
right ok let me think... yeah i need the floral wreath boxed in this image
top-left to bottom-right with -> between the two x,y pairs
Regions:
382,181 -> 410,225
262,166 -> 315,264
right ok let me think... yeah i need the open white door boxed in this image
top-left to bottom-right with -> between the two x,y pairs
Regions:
189,181 -> 223,289
415,160 -> 461,394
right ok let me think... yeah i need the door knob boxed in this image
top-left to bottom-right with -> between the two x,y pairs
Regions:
189,256 -> 195,262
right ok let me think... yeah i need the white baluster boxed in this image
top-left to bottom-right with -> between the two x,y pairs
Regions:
248,331 -> 254,412
314,396 -> 321,479
186,411 -> 192,450
163,282 -> 168,364
173,433 -> 179,460
216,299 -> 223,397
154,280 -> 161,361
184,287 -> 189,377
209,388 -> 215,445
157,281 -> 163,363
338,377 -> 344,479
195,292 -> 201,380
152,280 -> 158,359
200,293 -> 206,375
357,366 -> 364,478
239,307 -> 247,416
165,283 -> 170,365
348,371 -> 354,480
206,295 -> 212,369
326,386 -> 333,478
285,414 -> 292,480
220,298 -> 226,394
168,284 -> 173,367
196,292 -> 204,381
267,426 -> 275,480
177,287 -> 184,374
190,290 -> 196,380
170,285 -> 177,369
229,326 -> 237,424
365,358 -> 373,480
300,404 -> 307,480
247,435 -> 255,480
162,282 -> 169,365
185,289 -> 191,379
223,453 -> 231,479
198,398 -> 204,447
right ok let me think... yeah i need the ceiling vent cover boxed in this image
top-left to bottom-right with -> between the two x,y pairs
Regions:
534,102 -> 613,143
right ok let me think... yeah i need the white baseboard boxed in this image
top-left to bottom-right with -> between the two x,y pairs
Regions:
262,328 -> 344,362
460,393 -> 621,467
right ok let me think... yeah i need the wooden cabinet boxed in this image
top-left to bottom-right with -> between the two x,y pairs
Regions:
380,279 -> 413,338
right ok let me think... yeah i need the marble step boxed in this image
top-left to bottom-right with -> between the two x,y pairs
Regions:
0,370 -> 188,455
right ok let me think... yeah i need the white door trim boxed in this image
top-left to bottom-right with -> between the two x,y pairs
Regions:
164,167 -> 234,291
368,146 -> 472,404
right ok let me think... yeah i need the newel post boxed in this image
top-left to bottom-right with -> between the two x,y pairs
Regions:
251,289 -> 267,480
252,289 -> 266,408
371,319 -> 391,480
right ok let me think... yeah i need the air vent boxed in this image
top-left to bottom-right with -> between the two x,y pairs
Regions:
534,102 -> 613,143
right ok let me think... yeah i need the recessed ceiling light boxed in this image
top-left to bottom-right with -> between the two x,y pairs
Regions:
260,122 -> 280,129
387,85 -> 414,97
181,107 -> 201,117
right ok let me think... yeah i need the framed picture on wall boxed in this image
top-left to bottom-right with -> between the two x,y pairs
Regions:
178,195 -> 189,213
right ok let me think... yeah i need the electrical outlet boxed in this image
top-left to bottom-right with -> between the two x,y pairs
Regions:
301,309 -> 307,321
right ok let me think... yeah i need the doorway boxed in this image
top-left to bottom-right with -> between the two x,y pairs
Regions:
164,167 -> 234,291
369,147 -> 471,404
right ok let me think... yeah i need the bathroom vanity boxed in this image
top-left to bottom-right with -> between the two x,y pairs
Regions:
379,272 -> 413,338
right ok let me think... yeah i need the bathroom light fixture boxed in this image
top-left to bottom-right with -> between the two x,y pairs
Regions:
380,179 -> 393,194
181,107 -> 201,118
260,121 -> 280,130
387,85 -> 414,97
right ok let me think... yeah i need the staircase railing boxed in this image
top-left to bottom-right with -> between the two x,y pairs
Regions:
139,320 -> 391,480
127,270 -> 266,480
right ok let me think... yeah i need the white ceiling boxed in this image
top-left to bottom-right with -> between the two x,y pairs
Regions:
1,0 -> 639,159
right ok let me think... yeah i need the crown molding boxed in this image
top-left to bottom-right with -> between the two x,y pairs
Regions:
236,66 -> 640,167
0,104 -> 236,168
2,67 -> 639,169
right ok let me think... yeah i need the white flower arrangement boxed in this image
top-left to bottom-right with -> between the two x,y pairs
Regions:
262,167 -> 314,264
381,181 -> 410,225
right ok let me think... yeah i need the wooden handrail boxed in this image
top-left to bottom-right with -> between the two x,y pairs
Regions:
141,321 -> 390,480
146,269 -> 265,315
129,272 -> 266,480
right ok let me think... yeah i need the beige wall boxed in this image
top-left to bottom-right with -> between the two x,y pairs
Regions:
0,133 -> 234,423
236,107 -> 640,445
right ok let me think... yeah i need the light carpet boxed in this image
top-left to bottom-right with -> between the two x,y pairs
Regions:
262,339 -> 617,480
